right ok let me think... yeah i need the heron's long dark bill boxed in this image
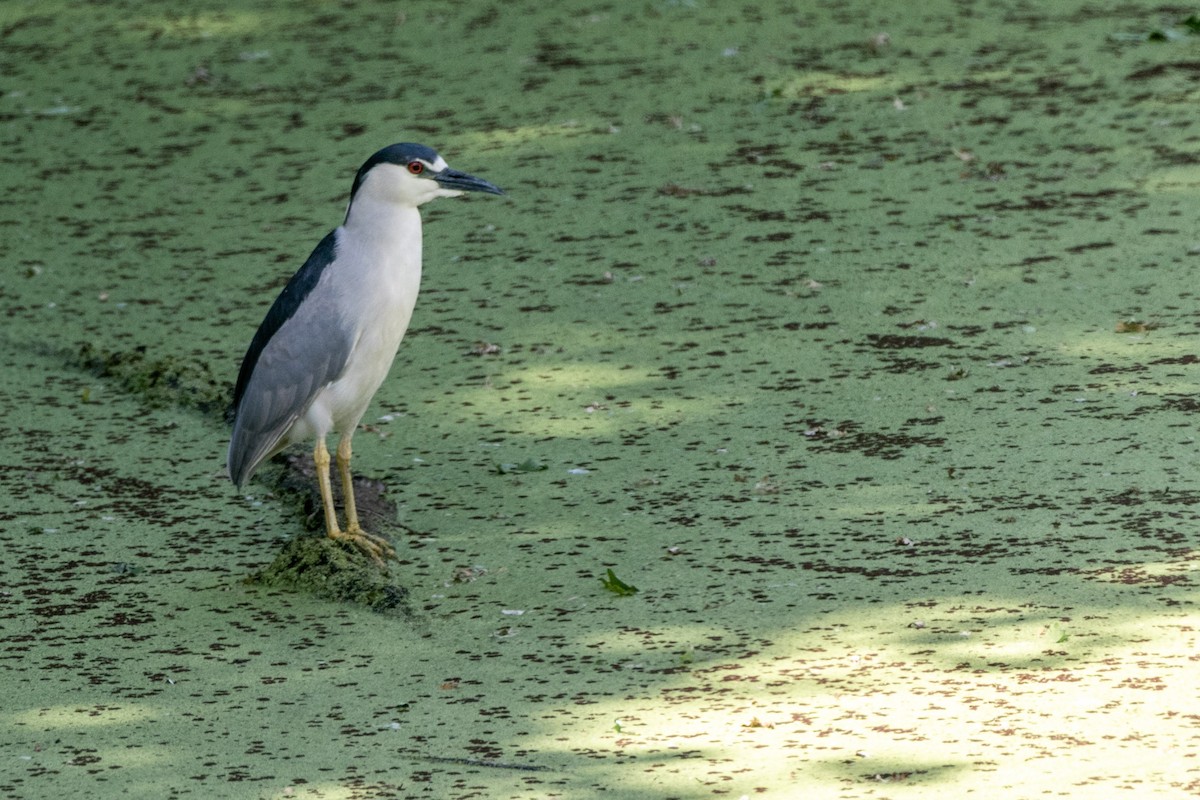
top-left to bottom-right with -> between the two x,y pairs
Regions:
434,168 -> 504,195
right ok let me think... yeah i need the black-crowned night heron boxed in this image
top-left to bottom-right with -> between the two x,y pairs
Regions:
228,142 -> 503,563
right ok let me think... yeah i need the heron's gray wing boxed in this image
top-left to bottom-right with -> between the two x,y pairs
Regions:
227,230 -> 355,486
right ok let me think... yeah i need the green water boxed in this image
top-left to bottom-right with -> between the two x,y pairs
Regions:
3,1 -> 1199,797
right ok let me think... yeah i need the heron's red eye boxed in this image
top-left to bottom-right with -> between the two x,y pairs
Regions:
407,161 -> 424,175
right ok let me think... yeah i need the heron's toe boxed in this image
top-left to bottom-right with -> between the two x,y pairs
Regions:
329,526 -> 396,566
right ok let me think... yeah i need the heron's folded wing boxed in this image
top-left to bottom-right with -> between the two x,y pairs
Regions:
227,230 -> 354,485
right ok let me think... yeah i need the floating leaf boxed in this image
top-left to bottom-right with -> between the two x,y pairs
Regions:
493,458 -> 547,475
600,568 -> 638,596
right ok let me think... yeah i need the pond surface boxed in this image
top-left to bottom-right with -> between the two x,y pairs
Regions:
2,1 -> 1199,797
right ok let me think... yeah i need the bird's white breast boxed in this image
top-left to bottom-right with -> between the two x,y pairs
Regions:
304,202 -> 424,436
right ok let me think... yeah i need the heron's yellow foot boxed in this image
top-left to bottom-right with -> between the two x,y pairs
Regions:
327,525 -> 395,566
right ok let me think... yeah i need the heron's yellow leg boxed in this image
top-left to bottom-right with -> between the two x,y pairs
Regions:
331,435 -> 395,564
313,439 -> 342,538
336,437 -> 361,533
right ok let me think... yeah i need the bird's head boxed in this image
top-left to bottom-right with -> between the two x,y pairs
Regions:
346,142 -> 504,215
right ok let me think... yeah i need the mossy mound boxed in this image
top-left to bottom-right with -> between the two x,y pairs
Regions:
250,533 -> 412,617
76,341 -> 230,416
248,453 -> 415,616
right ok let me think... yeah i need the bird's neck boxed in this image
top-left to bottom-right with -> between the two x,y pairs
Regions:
342,196 -> 423,259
